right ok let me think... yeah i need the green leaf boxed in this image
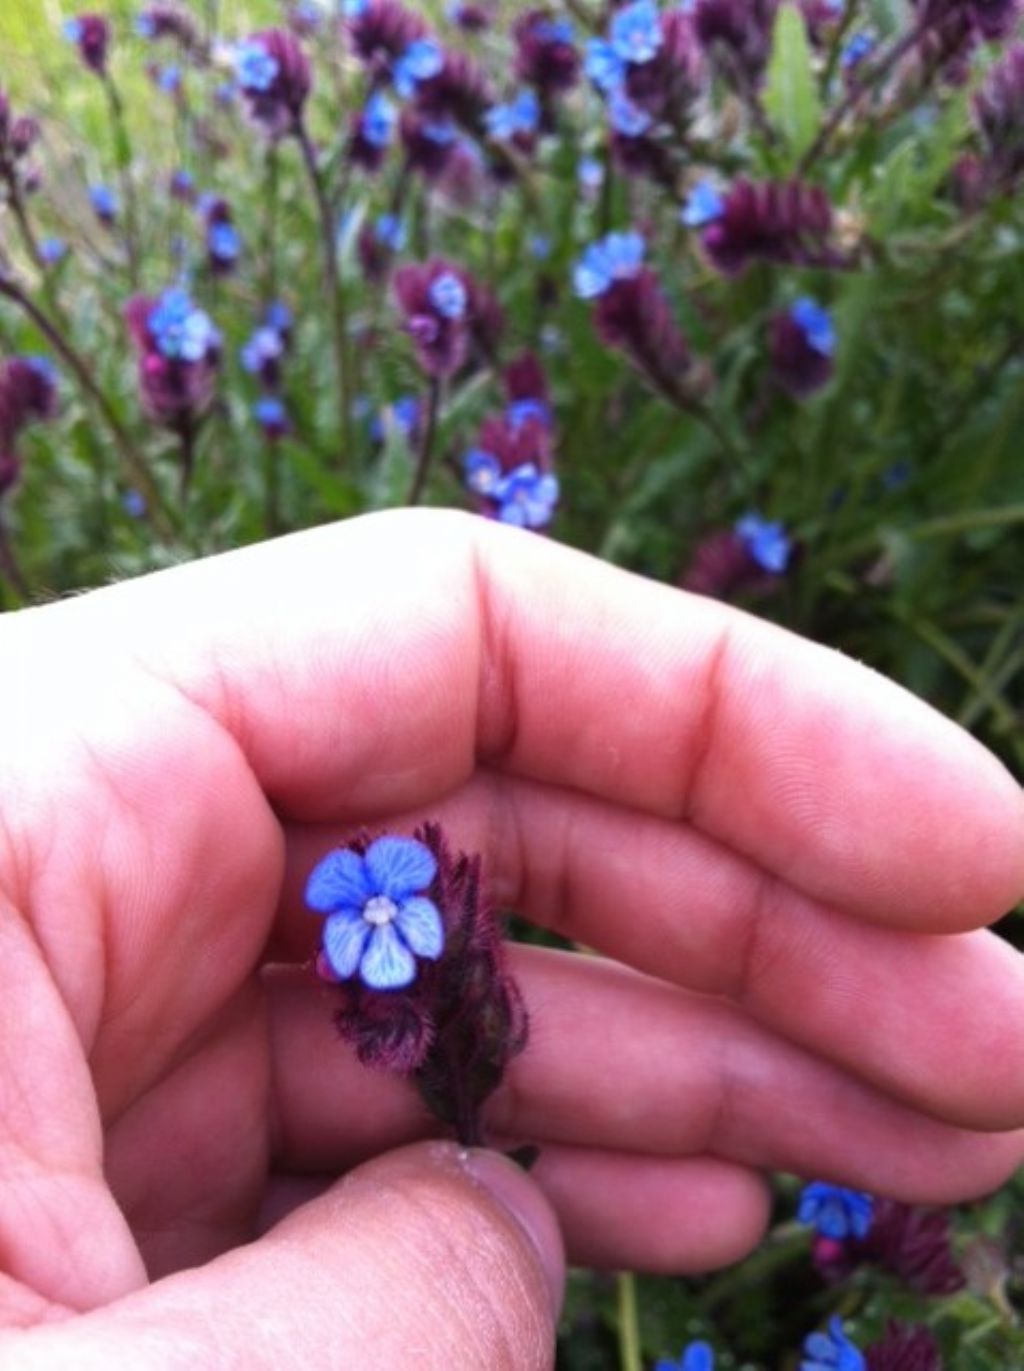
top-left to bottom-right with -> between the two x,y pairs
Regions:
763,5 -> 822,164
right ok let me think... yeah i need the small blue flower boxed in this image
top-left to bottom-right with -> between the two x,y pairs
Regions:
234,39 -> 280,92
495,463 -> 559,529
208,221 -> 242,262
254,395 -> 288,432
577,154 -> 605,190
801,1317 -> 865,1371
584,38 -> 626,92
464,447 -> 502,496
533,17 -> 574,43
170,168 -> 195,197
681,180 -> 725,227
123,489 -> 147,518
790,298 -> 836,357
158,64 -> 182,93
149,287 -> 219,362
608,87 -> 653,136
507,397 -> 551,429
25,355 -> 59,385
841,31 -> 875,69
572,230 -> 645,299
797,1183 -> 873,1240
735,513 -> 792,574
656,1341 -> 715,1371
428,271 -> 468,320
241,326 -> 284,374
362,90 -> 397,147
265,300 -> 293,333
610,0 -> 663,64
421,117 -> 458,145
393,394 -> 421,434
393,38 -> 444,98
529,234 -> 552,261
293,1 -> 323,27
342,0 -> 369,14
89,184 -> 118,218
39,238 -> 68,265
63,17 -> 84,43
306,835 -> 445,991
375,213 -> 406,250
484,88 -> 540,140
215,80 -> 236,106
136,14 -> 156,39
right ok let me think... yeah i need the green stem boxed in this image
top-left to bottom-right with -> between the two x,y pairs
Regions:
102,74 -> 142,289
407,378 -> 442,506
616,1273 -> 642,1371
297,122 -> 355,468
0,518 -> 29,605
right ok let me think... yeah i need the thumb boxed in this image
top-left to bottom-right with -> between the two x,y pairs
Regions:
2,1142 -> 565,1370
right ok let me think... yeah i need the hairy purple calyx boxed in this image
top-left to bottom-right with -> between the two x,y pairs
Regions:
319,823 -> 528,1147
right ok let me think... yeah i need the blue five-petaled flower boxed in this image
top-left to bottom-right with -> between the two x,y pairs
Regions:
306,836 -> 445,990
572,230 -> 646,299
736,512 -> 792,574
429,271 -> 469,319
656,1340 -> 715,1371
801,1317 -> 866,1371
393,38 -> 444,98
797,1182 -> 874,1240
681,180 -> 725,228
234,39 -> 280,92
790,298 -> 836,357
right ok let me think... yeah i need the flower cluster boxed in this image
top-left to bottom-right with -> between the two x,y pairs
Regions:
513,9 -> 580,98
198,195 -> 242,275
812,1197 -> 964,1296
232,28 -> 311,139
798,1183 -> 875,1241
682,512 -> 794,598
393,258 -> 501,377
63,13 -> 111,76
0,356 -> 58,496
306,823 -> 528,1147
241,301 -> 293,441
463,351 -> 559,530
683,178 -> 841,276
124,286 -> 220,431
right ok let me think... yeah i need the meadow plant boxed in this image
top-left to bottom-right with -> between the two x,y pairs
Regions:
2,0 -> 1024,1363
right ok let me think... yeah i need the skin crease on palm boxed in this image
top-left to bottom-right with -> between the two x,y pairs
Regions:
1,507 -> 1024,1367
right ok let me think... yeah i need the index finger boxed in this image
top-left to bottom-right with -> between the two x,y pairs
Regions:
24,508 -> 1024,931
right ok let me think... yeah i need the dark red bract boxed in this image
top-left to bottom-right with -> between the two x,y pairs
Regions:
702,179 -> 837,276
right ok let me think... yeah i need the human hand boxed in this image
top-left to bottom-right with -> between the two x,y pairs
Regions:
1,509 -> 1023,1367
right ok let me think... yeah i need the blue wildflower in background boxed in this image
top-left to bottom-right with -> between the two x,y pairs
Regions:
507,396 -> 551,428
841,32 -> 876,70
573,230 -> 645,298
585,0 -> 662,91
370,394 -> 421,443
681,180 -> 725,227
656,1341 -> 715,1371
157,64 -> 182,93
736,513 -> 792,574
241,326 -> 284,375
362,89 -> 397,147
428,270 -> 469,319
148,287 -> 219,362
306,835 -> 445,991
39,238 -> 68,265
234,39 -> 280,92
393,38 -> 444,98
484,88 -> 540,141
798,1183 -> 874,1240
790,298 -> 836,357
608,87 -> 653,136
577,154 -> 605,191
465,453 -> 559,529
801,1317 -> 865,1371
375,213 -> 406,250
89,184 -> 118,223
208,219 -> 242,265
253,394 -> 290,439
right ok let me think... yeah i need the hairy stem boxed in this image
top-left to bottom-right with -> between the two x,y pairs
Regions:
616,1274 -> 642,1371
407,377 -> 442,506
102,74 -> 142,289
297,122 -> 354,466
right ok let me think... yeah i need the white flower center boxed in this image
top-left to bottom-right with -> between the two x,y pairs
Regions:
363,895 -> 398,927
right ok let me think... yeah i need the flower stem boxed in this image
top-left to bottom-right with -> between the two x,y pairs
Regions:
0,278 -> 179,541
263,142 -> 280,305
407,378 -> 442,506
297,122 -> 355,467
263,435 -> 282,536
102,73 -> 142,289
616,1273 -> 642,1371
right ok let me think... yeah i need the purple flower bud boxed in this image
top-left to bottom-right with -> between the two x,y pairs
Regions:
812,1198 -> 964,1296
0,356 -> 59,494
394,259 -> 490,377
201,198 -> 242,274
682,526 -> 788,599
700,178 -> 838,276
513,8 -> 580,94
414,48 -> 493,131
593,267 -> 696,401
865,1323 -> 941,1371
233,29 -> 311,139
253,394 -> 291,440
694,0 -> 777,87
124,288 -> 220,427
771,298 -> 836,396
347,0 -> 428,72
975,43 -> 1024,185
63,13 -> 111,75
136,4 -> 202,53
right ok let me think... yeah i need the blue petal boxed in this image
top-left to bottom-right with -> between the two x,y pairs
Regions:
395,896 -> 444,958
322,909 -> 372,979
364,835 -> 437,900
305,848 -> 373,912
681,1344 -> 714,1371
360,923 -> 417,989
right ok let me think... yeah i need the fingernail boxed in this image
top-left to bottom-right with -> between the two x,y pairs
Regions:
463,1148 -> 565,1318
